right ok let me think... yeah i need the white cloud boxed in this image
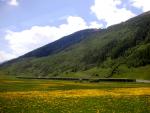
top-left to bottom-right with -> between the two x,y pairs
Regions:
2,16 -> 101,62
130,0 -> 150,12
91,0 -> 135,27
8,0 -> 18,6
0,51 -> 16,63
89,21 -> 103,29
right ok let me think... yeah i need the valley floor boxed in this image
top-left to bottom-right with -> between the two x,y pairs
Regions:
0,76 -> 150,113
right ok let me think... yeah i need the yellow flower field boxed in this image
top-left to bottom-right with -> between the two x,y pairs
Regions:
0,78 -> 150,113
0,87 -> 150,99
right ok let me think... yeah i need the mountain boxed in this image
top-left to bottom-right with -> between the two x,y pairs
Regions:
21,29 -> 100,58
1,29 -> 99,65
1,11 -> 150,79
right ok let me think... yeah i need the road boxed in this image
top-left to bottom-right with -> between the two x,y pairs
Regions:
136,79 -> 150,83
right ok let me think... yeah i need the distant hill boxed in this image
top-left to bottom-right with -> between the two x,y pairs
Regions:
1,11 -> 150,80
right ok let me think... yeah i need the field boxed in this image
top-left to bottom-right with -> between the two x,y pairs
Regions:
0,76 -> 150,113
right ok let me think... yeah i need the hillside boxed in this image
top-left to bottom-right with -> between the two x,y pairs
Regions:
1,29 -> 99,65
1,11 -> 150,79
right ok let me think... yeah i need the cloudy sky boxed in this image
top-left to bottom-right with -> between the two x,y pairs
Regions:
0,0 -> 150,62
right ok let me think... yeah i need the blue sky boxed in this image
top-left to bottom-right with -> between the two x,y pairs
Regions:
0,0 -> 150,62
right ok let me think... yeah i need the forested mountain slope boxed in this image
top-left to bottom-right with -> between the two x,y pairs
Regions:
1,11 -> 150,79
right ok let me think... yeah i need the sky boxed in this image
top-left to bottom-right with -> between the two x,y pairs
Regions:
0,0 -> 150,62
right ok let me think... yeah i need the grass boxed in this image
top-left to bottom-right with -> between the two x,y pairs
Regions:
0,75 -> 150,113
60,65 -> 150,80
113,65 -> 150,80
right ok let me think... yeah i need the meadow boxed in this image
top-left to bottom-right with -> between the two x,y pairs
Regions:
0,75 -> 150,113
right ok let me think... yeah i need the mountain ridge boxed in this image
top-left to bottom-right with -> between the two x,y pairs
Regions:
1,28 -> 100,66
21,28 -> 100,58
1,11 -> 150,79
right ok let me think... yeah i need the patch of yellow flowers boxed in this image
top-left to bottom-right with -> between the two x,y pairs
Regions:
0,87 -> 150,99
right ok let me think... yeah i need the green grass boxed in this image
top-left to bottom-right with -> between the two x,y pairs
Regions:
60,65 -> 150,80
0,75 -> 150,113
1,96 -> 149,113
113,65 -> 150,80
